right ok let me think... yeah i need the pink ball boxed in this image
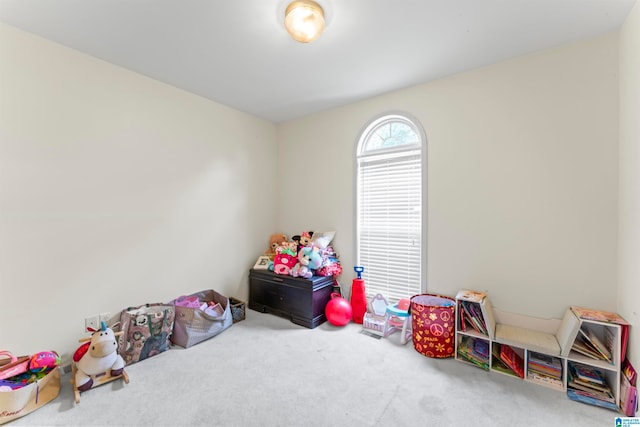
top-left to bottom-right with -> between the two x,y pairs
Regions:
325,293 -> 352,327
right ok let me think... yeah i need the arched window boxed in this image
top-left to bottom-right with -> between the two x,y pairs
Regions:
356,113 -> 425,303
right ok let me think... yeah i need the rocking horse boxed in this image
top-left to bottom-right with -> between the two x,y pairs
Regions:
71,321 -> 129,403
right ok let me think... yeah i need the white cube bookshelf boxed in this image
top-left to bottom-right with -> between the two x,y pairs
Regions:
454,290 -> 629,413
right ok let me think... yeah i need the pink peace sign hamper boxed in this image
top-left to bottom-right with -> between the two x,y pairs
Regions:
410,294 -> 456,358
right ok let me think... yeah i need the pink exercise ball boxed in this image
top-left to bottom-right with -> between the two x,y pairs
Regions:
325,293 -> 352,326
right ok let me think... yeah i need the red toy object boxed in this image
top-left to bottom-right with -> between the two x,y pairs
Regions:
350,266 -> 367,324
325,293 -> 352,326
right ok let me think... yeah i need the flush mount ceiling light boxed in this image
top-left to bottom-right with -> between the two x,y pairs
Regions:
284,0 -> 325,43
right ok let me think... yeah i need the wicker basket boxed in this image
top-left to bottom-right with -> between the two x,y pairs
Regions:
229,297 -> 246,323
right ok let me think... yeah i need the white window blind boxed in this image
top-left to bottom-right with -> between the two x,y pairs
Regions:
356,116 -> 423,303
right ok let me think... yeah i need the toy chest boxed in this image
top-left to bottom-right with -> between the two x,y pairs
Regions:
248,269 -> 334,329
410,294 -> 456,359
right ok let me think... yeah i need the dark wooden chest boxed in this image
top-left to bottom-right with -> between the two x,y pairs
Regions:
248,269 -> 334,329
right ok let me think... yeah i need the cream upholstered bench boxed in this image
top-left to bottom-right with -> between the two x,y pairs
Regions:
492,309 -> 580,356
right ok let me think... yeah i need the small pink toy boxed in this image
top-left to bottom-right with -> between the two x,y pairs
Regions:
175,295 -> 201,309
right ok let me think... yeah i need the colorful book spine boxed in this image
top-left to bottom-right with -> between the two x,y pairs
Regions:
499,344 -> 524,378
457,336 -> 489,369
572,364 -> 605,385
579,327 -> 612,363
567,389 -> 619,411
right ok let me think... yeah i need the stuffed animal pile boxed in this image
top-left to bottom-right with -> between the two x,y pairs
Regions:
265,231 -> 342,279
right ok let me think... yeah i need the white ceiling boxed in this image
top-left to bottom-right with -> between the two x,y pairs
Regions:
0,0 -> 635,123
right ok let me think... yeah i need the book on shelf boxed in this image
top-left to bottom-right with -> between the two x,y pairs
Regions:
568,363 -> 616,408
459,302 -> 479,333
528,371 -> 563,388
456,289 -> 496,339
568,376 -> 613,395
460,301 -> 487,335
569,381 -> 615,399
620,360 -> 637,416
457,336 -> 489,369
460,301 -> 481,333
571,391 -> 615,407
528,351 -> 562,380
620,374 -> 637,416
572,338 -> 608,361
498,344 -> 524,378
456,289 -> 487,303
492,349 -> 513,375
623,359 -> 637,386
570,363 -> 606,385
468,337 -> 489,363
570,306 -> 629,362
529,366 -> 562,380
576,327 -> 612,363
468,302 -> 488,334
528,351 -> 562,370
571,306 -> 628,324
567,388 -> 619,411
474,338 -> 489,360
604,327 -> 615,360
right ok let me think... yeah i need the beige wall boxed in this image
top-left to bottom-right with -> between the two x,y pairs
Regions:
278,33 -> 620,321
0,23 -> 278,360
1,16 -> 632,367
619,0 -> 640,369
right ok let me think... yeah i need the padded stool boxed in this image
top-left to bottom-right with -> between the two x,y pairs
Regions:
383,299 -> 412,344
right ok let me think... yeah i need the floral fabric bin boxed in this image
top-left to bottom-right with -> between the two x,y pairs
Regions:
410,294 -> 456,358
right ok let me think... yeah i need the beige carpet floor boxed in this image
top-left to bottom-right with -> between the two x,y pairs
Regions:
9,310 -> 621,426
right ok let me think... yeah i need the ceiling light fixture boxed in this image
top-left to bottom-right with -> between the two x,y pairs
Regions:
284,0 -> 325,43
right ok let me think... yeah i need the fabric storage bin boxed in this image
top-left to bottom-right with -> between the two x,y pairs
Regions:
170,289 -> 233,348
411,294 -> 456,358
115,303 -> 175,366
0,366 -> 60,425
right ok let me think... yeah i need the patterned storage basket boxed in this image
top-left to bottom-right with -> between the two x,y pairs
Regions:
229,297 -> 246,323
411,294 -> 456,358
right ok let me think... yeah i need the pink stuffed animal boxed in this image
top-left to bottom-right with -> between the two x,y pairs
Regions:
273,253 -> 297,275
